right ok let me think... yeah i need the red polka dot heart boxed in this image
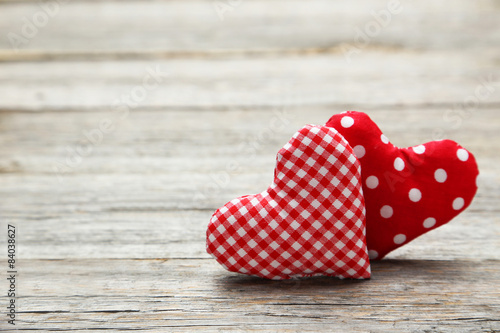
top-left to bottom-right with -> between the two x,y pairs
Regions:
326,111 -> 479,259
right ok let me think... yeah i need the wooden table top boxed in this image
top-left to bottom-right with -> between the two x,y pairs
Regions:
0,0 -> 499,331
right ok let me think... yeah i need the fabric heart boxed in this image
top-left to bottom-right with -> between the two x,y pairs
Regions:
206,125 -> 371,280
326,111 -> 479,260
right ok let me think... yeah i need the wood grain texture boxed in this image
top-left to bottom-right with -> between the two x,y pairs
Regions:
0,0 -> 499,331
0,108 -> 499,262
8,259 -> 500,332
0,52 -> 499,110
0,0 -> 498,53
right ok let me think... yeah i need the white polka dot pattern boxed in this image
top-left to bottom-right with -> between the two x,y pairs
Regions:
393,234 -> 406,244
325,111 -> 480,260
413,145 -> 426,154
353,145 -> 366,158
341,116 -> 355,128
409,188 -> 422,202
366,176 -> 379,189
394,157 -> 405,171
435,169 -> 447,183
453,197 -> 465,210
457,149 -> 469,161
423,217 -> 436,228
368,250 -> 379,260
380,205 -> 393,219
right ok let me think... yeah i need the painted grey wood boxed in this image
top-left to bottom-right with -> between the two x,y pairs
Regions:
0,52 -> 499,110
7,259 -> 500,332
0,0 -> 498,53
0,109 -> 499,263
0,0 -> 499,331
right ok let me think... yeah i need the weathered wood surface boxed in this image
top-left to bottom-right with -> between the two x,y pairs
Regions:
1,109 -> 499,263
0,0 -> 499,331
1,53 -> 500,110
0,0 -> 498,53
1,109 -> 499,332
10,259 -> 500,332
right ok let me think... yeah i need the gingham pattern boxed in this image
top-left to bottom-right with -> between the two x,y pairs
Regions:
207,125 -> 371,280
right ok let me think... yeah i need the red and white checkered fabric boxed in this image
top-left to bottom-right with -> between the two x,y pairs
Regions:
207,125 -> 371,280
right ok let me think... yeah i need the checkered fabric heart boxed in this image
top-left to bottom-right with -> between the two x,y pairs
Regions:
206,125 -> 371,280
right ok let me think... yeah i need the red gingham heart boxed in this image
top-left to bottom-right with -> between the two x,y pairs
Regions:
206,125 -> 371,280
326,111 -> 479,259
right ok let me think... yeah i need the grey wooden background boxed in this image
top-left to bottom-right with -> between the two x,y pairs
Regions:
0,0 -> 499,331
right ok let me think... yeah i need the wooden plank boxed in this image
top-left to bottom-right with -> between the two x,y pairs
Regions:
1,209 -> 499,261
0,0 -> 498,330
0,0 -> 498,55
0,108 -> 498,176
6,258 -> 500,331
0,52 -> 499,110
0,108 -> 498,261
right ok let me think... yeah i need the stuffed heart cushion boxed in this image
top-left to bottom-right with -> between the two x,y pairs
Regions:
326,111 -> 479,260
207,125 -> 371,280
